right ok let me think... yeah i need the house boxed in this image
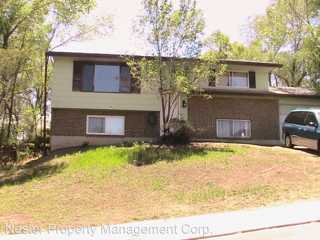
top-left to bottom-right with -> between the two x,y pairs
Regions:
48,51 -> 320,150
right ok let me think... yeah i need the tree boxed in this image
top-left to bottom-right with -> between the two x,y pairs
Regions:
248,0 -> 318,87
128,0 -> 215,136
0,0 -> 111,149
204,31 -> 269,61
291,0 -> 320,89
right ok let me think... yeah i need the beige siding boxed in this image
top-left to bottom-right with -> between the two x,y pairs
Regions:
51,57 -> 160,111
51,56 -> 275,114
279,97 -> 320,106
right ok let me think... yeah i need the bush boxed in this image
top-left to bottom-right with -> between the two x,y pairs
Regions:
121,140 -> 145,148
0,145 -> 18,168
81,141 -> 89,148
161,120 -> 194,145
128,144 -> 158,166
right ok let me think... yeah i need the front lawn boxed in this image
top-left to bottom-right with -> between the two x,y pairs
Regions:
0,143 -> 319,231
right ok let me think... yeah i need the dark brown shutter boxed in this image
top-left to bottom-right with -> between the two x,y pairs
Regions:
249,71 -> 256,88
82,64 -> 94,91
119,66 -> 131,92
208,69 -> 216,87
73,61 -> 82,91
131,66 -> 141,93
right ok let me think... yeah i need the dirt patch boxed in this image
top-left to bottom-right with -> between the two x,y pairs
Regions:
0,143 -> 320,230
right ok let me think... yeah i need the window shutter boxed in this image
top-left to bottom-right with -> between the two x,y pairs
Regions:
208,69 -> 216,87
119,66 -> 131,93
249,71 -> 256,88
131,66 -> 141,93
73,62 -> 82,91
82,64 -> 94,91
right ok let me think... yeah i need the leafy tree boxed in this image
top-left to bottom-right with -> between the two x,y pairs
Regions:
248,0 -> 318,87
128,0 -> 216,136
292,0 -> 320,89
204,31 -> 269,61
0,0 -> 111,149
127,0 -> 220,136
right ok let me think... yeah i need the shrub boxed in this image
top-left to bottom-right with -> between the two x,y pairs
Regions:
161,120 -> 194,145
81,142 -> 89,148
128,144 -> 158,166
0,145 -> 18,168
121,140 -> 145,148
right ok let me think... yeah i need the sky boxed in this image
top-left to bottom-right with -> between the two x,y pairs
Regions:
57,0 -> 273,55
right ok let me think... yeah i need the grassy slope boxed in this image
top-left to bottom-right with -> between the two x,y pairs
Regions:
0,143 -> 320,230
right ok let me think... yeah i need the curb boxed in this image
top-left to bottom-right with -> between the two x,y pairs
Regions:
185,220 -> 320,240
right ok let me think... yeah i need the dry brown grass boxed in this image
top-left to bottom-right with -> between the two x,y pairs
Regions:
0,143 -> 319,231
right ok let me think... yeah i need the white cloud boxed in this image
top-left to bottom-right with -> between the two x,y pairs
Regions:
57,0 -> 272,54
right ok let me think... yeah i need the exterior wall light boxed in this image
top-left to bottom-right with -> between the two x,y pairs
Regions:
182,99 -> 187,108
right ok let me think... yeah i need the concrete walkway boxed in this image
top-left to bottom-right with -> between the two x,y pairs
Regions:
1,199 -> 320,240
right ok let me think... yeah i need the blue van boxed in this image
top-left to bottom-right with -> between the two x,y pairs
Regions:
282,109 -> 320,152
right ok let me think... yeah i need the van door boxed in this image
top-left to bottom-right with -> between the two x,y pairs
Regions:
287,111 -> 308,145
302,112 -> 319,150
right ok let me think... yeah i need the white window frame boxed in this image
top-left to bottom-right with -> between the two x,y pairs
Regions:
216,119 -> 251,139
86,115 -> 125,136
227,71 -> 249,88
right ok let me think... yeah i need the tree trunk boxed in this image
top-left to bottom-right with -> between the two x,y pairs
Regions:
0,107 -> 7,145
6,80 -> 17,140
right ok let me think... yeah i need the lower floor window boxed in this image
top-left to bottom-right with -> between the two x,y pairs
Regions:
216,119 -> 251,138
87,115 -> 125,135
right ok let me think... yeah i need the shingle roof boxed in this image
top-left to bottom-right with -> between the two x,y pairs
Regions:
269,87 -> 319,96
47,51 -> 282,68
203,87 -> 320,98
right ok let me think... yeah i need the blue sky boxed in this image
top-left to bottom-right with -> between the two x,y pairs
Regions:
57,0 -> 273,55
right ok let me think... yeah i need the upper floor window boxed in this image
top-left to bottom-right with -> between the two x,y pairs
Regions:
219,72 -> 249,88
73,62 -> 139,93
210,71 -> 256,89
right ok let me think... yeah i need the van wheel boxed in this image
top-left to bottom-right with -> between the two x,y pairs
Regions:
317,140 -> 320,155
285,135 -> 293,148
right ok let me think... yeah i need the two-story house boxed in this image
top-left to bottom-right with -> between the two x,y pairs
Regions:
48,51 -> 320,150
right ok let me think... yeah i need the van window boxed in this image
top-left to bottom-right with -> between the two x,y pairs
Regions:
305,113 -> 317,125
285,111 -> 308,125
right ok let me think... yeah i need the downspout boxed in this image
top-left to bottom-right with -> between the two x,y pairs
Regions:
178,95 -> 181,120
43,52 -> 49,156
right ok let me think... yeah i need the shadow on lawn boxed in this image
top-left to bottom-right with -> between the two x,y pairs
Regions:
127,145 -> 235,166
0,149 -> 74,187
0,145 -> 120,187
292,146 -> 320,157
0,163 -> 66,187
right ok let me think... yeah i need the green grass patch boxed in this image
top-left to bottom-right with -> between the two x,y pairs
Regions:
176,184 -> 226,203
150,177 -> 169,191
232,185 -> 276,198
65,146 -> 132,172
63,144 -> 240,173
176,184 -> 276,204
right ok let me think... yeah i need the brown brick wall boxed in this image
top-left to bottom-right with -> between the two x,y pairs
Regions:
51,108 -> 159,138
188,96 -> 279,140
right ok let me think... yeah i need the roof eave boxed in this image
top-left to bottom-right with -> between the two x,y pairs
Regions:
202,88 -> 320,98
47,51 -> 282,68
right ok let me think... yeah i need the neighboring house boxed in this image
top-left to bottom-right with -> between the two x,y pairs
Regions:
48,51 -> 320,150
